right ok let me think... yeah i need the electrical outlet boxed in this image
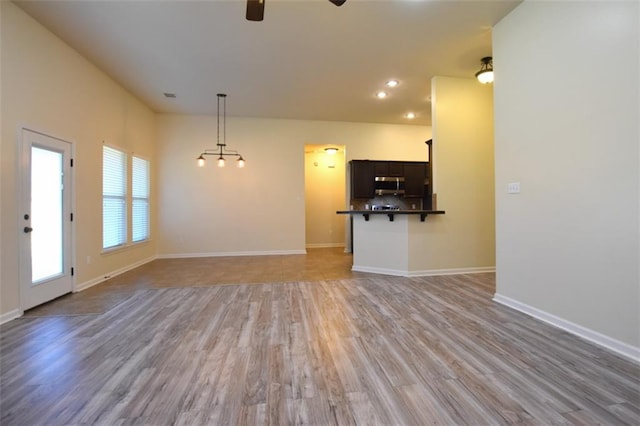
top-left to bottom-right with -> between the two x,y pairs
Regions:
507,182 -> 521,194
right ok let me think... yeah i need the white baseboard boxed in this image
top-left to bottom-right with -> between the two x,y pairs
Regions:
352,265 -> 407,276
157,249 -> 306,259
407,266 -> 495,277
0,309 -> 23,325
352,265 -> 495,277
493,293 -> 640,364
305,243 -> 345,249
75,255 -> 157,292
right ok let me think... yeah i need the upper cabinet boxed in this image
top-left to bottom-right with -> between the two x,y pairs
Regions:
373,161 -> 404,177
351,160 -> 375,199
403,162 -> 427,198
350,160 -> 430,200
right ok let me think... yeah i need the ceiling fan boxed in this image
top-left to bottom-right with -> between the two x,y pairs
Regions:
247,0 -> 347,21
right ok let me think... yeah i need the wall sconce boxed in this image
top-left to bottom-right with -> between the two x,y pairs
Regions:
475,57 -> 494,84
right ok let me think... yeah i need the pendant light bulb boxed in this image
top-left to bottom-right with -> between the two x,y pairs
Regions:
197,155 -> 206,167
217,156 -> 226,167
237,156 -> 245,168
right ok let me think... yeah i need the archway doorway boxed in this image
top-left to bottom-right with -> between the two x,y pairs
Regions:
304,144 -> 346,249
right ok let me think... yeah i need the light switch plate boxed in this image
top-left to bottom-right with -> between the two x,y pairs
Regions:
507,182 -> 521,194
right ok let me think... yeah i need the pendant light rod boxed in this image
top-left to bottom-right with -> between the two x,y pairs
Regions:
196,93 -> 246,168
217,93 -> 224,148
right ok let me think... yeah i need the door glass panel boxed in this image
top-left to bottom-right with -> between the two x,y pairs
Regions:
31,146 -> 63,283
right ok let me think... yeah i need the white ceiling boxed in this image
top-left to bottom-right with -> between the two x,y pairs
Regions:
15,0 -> 520,126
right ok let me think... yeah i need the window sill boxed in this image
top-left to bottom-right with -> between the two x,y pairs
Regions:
101,238 -> 151,256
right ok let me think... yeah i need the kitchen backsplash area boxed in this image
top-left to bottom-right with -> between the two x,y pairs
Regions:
350,196 -> 423,211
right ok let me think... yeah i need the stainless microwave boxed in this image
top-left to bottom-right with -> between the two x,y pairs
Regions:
374,176 -> 405,196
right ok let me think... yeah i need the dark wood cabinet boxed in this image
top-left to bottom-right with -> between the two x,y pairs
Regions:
351,158 -> 432,202
374,161 -> 403,177
403,162 -> 427,198
350,160 -> 374,199
388,162 -> 404,177
373,161 -> 388,176
423,140 -> 433,209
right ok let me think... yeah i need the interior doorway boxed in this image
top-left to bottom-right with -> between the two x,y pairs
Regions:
304,144 -> 346,249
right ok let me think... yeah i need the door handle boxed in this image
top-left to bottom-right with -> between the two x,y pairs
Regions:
24,226 -> 33,233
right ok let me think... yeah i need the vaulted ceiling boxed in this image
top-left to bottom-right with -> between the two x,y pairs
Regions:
15,0 -> 521,125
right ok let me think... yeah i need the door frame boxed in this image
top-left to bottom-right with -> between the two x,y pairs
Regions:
18,126 -> 76,311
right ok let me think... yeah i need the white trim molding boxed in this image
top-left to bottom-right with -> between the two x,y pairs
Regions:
0,309 -> 23,325
157,249 -> 306,259
352,265 -> 406,276
75,255 -> 156,292
408,266 -> 495,277
493,293 -> 640,364
352,265 -> 495,277
305,243 -> 345,249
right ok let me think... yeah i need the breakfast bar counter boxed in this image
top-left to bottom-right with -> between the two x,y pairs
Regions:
336,209 -> 445,222
336,209 -> 446,276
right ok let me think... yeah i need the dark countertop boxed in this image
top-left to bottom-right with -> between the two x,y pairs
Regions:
336,209 -> 445,222
336,210 -> 445,215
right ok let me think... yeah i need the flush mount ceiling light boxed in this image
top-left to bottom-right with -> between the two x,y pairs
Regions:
196,94 -> 245,168
324,147 -> 339,155
376,91 -> 388,99
385,79 -> 399,88
475,56 -> 494,84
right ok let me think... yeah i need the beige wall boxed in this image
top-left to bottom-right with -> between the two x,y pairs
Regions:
407,76 -> 495,272
0,0 -> 498,319
0,1 -> 4,313
305,145 -> 346,248
1,2 -> 157,316
155,114 -> 431,257
493,1 -> 639,350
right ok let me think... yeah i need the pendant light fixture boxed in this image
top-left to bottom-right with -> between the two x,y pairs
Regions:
196,93 -> 245,168
475,56 -> 494,84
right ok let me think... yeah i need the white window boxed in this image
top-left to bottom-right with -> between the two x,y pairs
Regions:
132,156 -> 149,243
103,146 -> 127,250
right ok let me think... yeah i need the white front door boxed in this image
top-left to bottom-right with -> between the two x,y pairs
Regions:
20,129 -> 74,310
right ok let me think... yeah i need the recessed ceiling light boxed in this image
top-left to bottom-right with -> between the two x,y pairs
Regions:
163,92 -> 176,98
386,80 -> 399,88
376,91 -> 388,99
405,112 -> 416,119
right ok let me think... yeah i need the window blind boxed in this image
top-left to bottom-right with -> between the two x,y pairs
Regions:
132,156 -> 149,242
103,146 -> 127,249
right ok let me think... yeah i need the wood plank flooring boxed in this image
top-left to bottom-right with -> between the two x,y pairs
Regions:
21,248 -> 361,318
1,250 -> 639,425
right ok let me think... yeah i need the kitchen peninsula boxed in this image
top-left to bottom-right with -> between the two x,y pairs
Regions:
337,209 -> 445,276
336,208 -> 445,223
339,147 -> 446,276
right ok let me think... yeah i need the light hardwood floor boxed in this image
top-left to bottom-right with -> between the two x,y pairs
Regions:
1,248 -> 639,425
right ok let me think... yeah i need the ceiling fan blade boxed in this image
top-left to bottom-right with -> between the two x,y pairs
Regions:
246,0 -> 265,21
328,0 -> 346,6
